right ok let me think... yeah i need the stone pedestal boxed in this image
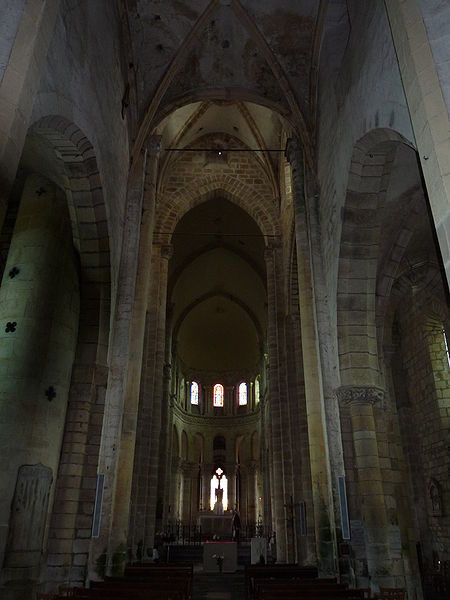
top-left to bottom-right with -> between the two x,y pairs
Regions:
203,541 -> 237,573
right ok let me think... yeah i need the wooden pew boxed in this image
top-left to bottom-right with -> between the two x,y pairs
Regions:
259,592 -> 365,600
90,577 -> 190,599
244,563 -> 318,598
124,564 -> 193,577
253,577 -> 342,599
67,563 -> 193,600
250,573 -> 366,600
376,589 -> 406,600
72,589 -> 183,600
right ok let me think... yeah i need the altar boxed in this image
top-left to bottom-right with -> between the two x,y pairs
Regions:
203,540 -> 237,573
198,512 -> 233,539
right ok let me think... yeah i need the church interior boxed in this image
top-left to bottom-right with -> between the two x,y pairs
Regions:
1,1 -> 450,599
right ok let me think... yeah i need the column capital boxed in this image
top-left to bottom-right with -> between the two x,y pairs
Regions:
145,134 -> 162,156
285,137 -> 303,165
336,385 -> 385,406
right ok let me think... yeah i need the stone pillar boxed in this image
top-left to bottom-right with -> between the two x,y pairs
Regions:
247,462 -> 258,524
266,404 -> 276,533
0,0 -> 60,228
107,135 -> 161,563
227,465 -> 237,512
0,174 -> 79,575
158,361 -> 173,529
264,244 -> 287,562
336,386 -> 392,590
285,138 -> 336,573
239,466 -> 248,526
162,303 -> 175,527
170,459 -> 182,521
89,148 -> 147,578
163,392 -> 176,526
202,465 -> 212,512
181,464 -> 193,524
141,243 -> 173,550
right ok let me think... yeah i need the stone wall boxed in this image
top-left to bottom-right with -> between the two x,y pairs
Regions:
393,286 -> 450,562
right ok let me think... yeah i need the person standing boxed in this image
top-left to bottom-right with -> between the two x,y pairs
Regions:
232,509 -> 241,543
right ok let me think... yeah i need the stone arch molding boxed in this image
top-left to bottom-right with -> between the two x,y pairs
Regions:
337,128 -> 418,386
29,115 -> 110,286
156,181 -> 279,244
345,127 -> 415,194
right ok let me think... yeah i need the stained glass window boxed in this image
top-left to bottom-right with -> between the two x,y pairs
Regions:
255,376 -> 260,404
239,382 -> 247,405
213,383 -> 224,407
191,381 -> 199,405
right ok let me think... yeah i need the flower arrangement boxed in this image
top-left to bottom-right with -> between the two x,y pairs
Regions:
212,553 -> 225,573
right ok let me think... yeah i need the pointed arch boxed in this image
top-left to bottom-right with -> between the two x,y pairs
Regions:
157,183 -> 278,244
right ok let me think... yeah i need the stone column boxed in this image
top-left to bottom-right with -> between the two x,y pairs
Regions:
247,462 -> 258,524
266,402 -> 276,534
239,465 -> 248,527
163,391 -> 176,526
107,135 -> 161,564
0,174 -> 78,573
170,458 -> 182,522
202,464 -> 212,512
285,138 -> 336,574
88,147 -> 147,578
158,363 -> 173,528
227,464 -> 237,512
264,244 -> 287,562
181,464 -> 193,524
142,243 -> 173,550
162,302 -> 175,527
336,386 -> 392,590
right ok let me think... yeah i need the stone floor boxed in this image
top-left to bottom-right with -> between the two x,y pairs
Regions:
192,571 -> 246,600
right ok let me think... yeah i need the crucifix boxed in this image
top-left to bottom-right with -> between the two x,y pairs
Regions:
215,468 -> 223,500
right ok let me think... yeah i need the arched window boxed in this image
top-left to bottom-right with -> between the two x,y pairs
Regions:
210,467 -> 228,511
255,376 -> 260,404
442,328 -> 450,367
238,382 -> 247,406
190,381 -> 199,405
213,383 -> 224,407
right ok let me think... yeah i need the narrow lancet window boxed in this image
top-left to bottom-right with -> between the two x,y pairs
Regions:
239,382 -> 247,405
213,383 -> 224,407
191,381 -> 199,405
443,328 -> 450,367
255,376 -> 260,404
